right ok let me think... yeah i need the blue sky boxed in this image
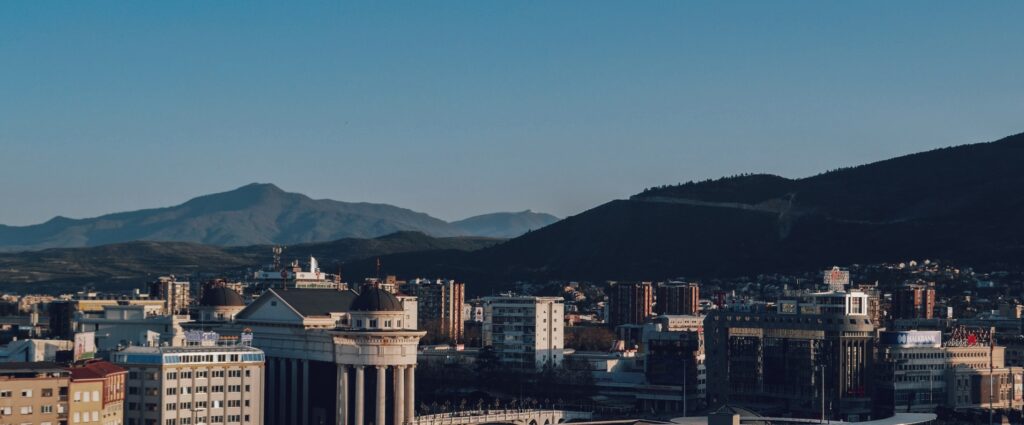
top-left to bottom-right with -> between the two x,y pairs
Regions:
2,1 -> 1023,225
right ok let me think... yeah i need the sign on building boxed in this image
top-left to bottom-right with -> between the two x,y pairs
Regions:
73,332 -> 97,360
880,331 -> 942,348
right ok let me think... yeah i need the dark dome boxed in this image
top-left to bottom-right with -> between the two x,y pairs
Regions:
351,288 -> 404,312
199,287 -> 245,307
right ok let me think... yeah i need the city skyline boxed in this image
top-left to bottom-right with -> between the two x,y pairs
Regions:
3,1 -> 1024,225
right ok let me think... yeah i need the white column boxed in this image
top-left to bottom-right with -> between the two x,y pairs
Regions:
376,366 -> 387,425
338,365 -> 349,425
355,366 -> 365,425
393,366 -> 405,425
405,365 -> 415,424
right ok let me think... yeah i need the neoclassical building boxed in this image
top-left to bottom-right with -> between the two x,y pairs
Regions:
225,286 -> 424,425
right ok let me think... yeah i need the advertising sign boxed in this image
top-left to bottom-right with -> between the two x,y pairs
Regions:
73,332 -> 97,361
880,331 -> 941,348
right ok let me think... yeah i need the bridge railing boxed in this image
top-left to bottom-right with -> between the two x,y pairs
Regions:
412,409 -> 591,425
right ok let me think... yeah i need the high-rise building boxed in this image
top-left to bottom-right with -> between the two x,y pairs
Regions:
150,276 -> 192,316
608,282 -> 653,327
482,295 -> 564,369
892,283 -> 936,320
705,289 -> 877,421
68,360 -> 127,425
113,343 -> 265,425
405,279 -> 465,343
655,282 -> 700,316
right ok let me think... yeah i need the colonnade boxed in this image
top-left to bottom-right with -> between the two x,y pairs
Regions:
337,364 -> 416,425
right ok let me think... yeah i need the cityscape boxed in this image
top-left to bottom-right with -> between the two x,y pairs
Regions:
4,2 -> 1024,425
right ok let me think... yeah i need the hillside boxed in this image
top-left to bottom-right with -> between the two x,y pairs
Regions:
0,183 -> 556,252
0,231 -> 500,292
451,211 -> 559,238
340,132 -> 1024,292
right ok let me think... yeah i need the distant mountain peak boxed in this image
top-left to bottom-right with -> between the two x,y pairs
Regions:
451,210 -> 559,238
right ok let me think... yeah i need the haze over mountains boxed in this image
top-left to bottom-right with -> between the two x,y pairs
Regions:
0,183 -> 558,252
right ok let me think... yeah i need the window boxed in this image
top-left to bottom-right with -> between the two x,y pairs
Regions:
41,388 -> 53,397
74,391 -> 82,401
41,405 -> 53,413
83,391 -> 91,402
20,390 -> 31,397
19,406 -> 31,414
166,388 -> 177,395
0,391 -> 10,397
166,372 -> 178,380
74,412 -> 80,423
212,370 -> 224,378
167,403 -> 176,410
228,385 -> 240,392
92,411 -> 99,422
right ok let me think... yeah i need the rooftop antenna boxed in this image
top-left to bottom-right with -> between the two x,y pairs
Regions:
272,246 -> 283,271
376,257 -> 382,281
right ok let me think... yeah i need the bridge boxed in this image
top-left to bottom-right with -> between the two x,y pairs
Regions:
412,409 -> 593,425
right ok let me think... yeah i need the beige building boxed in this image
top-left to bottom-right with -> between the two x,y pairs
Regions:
69,360 -> 127,425
113,343 -> 265,425
0,362 -> 69,425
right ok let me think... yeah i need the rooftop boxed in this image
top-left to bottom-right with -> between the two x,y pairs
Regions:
273,288 -> 357,316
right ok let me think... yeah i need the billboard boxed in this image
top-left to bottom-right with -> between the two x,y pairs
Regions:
73,332 -> 97,361
880,330 -> 941,348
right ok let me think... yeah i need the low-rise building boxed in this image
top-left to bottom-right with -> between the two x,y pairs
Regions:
68,360 -> 127,425
0,362 -> 69,424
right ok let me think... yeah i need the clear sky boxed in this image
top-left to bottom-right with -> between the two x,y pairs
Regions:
2,1 -> 1023,225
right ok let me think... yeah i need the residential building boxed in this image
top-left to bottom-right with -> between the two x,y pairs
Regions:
608,282 -> 653,327
0,362 -> 69,424
150,276 -> 192,316
405,279 -> 465,342
481,295 -> 564,369
654,282 -> 699,316
892,283 -> 936,320
68,360 -> 127,425
112,342 -> 265,425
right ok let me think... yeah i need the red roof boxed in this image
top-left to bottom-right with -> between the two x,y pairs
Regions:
68,361 -> 126,381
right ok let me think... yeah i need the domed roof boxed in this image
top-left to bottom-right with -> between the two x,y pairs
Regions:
350,287 -> 404,312
199,287 -> 245,307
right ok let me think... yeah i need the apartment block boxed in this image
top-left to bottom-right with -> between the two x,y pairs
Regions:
113,344 -> 265,425
482,295 -> 564,369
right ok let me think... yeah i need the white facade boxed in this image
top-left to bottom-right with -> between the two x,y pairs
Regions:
481,295 -> 564,369
75,304 -> 190,350
113,344 -> 265,425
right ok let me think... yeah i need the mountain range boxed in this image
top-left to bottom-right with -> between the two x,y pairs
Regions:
335,131 -> 1024,290
4,132 -> 1024,294
0,183 -> 558,252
